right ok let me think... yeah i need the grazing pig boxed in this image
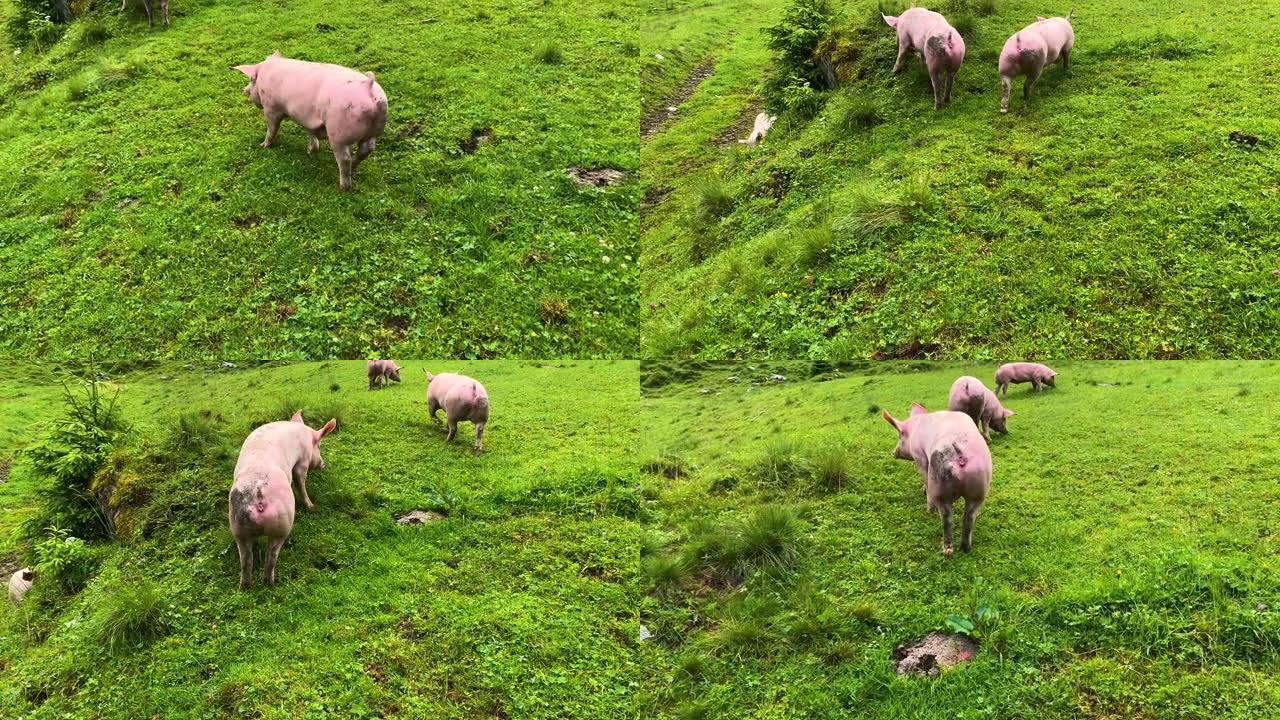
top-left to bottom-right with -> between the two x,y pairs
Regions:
998,11 -> 1074,113
122,0 -> 168,28
423,370 -> 489,452
233,52 -> 388,191
947,376 -> 1014,440
367,360 -> 402,390
740,112 -> 777,146
228,411 -> 337,589
8,568 -> 33,605
882,7 -> 966,109
883,403 -> 992,556
994,362 -> 1058,396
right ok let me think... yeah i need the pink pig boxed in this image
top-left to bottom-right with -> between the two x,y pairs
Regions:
882,7 -> 966,110
228,411 -> 336,588
233,52 -> 388,191
947,375 -> 1014,440
994,362 -> 1058,396
367,360 -> 402,390
883,403 -> 992,556
424,370 -> 490,452
998,11 -> 1074,113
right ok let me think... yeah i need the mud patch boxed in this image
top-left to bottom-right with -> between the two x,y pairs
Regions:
460,127 -> 495,154
233,213 -> 262,229
642,56 -> 716,140
567,166 -> 626,188
1229,131 -> 1258,149
0,456 -> 9,484
640,185 -> 672,217
892,632 -> 978,677
395,510 -> 445,525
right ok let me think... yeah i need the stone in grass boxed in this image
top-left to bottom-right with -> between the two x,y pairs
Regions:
639,624 -> 652,643
567,166 -> 626,188
892,632 -> 978,677
395,510 -> 446,525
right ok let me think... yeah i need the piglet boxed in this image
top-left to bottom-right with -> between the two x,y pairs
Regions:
8,568 -> 33,605
998,11 -> 1074,113
228,411 -> 336,589
947,375 -> 1014,440
883,403 -> 992,556
367,360 -> 402,390
424,370 -> 489,452
882,7 -> 966,109
994,362 -> 1057,396
233,52 -> 388,191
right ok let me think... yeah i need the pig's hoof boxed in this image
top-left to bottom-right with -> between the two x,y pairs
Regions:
943,545 -> 954,558
305,501 -> 315,510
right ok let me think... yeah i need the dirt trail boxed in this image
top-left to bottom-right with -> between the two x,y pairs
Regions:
641,57 -> 717,141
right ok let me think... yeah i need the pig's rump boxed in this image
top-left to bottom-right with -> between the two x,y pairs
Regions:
444,380 -> 490,422
924,31 -> 964,71
999,32 -> 1048,76
228,470 -> 294,539
925,435 -> 990,507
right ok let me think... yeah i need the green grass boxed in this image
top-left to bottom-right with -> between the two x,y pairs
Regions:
642,0 -> 1280,358
0,360 -> 639,718
638,360 -> 1280,719
0,0 -> 638,358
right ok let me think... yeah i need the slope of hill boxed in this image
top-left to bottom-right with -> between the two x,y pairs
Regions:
641,0 -> 1280,359
639,360 -> 1280,719
0,360 -> 640,718
0,0 -> 639,358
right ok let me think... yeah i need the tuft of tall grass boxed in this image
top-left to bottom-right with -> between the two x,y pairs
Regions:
695,181 -> 734,225
733,506 -> 805,574
749,437 -> 808,488
98,578 -> 167,654
837,97 -> 880,132
536,42 -> 563,65
810,447 -> 849,492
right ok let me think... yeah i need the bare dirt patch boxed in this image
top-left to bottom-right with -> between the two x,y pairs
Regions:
567,167 -> 626,188
395,510 -> 445,525
892,632 -> 978,677
642,57 -> 716,141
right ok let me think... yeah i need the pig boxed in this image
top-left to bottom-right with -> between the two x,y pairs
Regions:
994,362 -> 1058,396
228,411 -> 337,589
997,11 -> 1074,113
423,370 -> 489,452
121,0 -> 168,28
367,360 -> 402,390
883,403 -> 992,556
233,52 -> 388,191
947,376 -> 1014,440
8,568 -> 33,605
882,7 -> 966,110
739,112 -> 776,146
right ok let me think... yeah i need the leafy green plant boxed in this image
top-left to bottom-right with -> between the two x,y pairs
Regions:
765,0 -> 837,87
34,527 -> 97,596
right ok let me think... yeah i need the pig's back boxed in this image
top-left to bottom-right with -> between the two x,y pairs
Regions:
234,421 -> 306,478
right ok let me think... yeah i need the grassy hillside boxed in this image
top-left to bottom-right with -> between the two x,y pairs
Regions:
0,0 -> 639,358
0,360 -> 640,718
638,360 -> 1280,719
641,0 -> 1280,359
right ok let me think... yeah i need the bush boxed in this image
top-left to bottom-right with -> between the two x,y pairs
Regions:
98,578 -> 167,654
23,375 -> 129,539
34,527 -> 97,596
765,0 -> 837,86
6,0 -> 72,50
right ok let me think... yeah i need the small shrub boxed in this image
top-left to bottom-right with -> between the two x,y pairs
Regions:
98,578 -> 167,654
536,42 -> 563,65
539,296 -> 570,325
34,527 -> 97,596
733,506 -> 804,573
765,0 -> 838,85
749,437 -> 808,488
776,77 -> 825,119
695,181 -> 734,225
810,447 -> 849,491
837,97 -> 880,131
79,20 -> 110,46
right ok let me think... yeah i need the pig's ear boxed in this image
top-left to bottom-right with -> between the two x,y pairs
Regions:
270,49 -> 281,58
882,13 -> 898,27
1003,409 -> 1015,418
317,419 -> 337,439
1036,15 -> 1047,21
291,410 -> 303,423
909,402 -> 928,416
233,64 -> 258,80
882,410 -> 901,431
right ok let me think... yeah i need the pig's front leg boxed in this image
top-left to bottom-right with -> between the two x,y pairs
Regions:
308,133 -> 321,155
893,38 -> 910,74
333,144 -> 354,191
446,419 -> 458,443
294,464 -> 315,510
428,398 -> 442,425
235,536 -> 254,589
261,110 -> 284,148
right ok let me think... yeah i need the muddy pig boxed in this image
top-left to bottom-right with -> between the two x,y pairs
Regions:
947,375 -> 1014,440
8,568 -> 33,605
882,7 -> 966,109
995,362 -> 1057,396
998,11 -> 1074,113
423,370 -> 489,452
883,403 -> 992,556
368,360 -> 402,390
228,411 -> 336,588
233,51 -> 388,191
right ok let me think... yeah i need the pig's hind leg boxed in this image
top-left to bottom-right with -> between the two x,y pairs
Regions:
892,37 -> 911,74
429,397 -> 443,425
333,144 -> 354,191
961,498 -> 983,552
293,463 -> 315,510
354,137 -> 378,169
235,536 -> 255,589
263,536 -> 286,586
473,421 -> 485,453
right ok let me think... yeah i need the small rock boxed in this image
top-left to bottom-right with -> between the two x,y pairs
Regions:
654,53 -> 664,60
769,374 -> 787,382
160,375 -> 172,381
182,364 -> 195,370
116,197 -> 140,210
893,632 -> 978,677
667,106 -> 678,114
220,361 -> 236,368
1257,603 -> 1268,613
639,624 -> 652,643
727,375 -> 740,383
1271,269 -> 1279,277
396,510 -> 446,525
